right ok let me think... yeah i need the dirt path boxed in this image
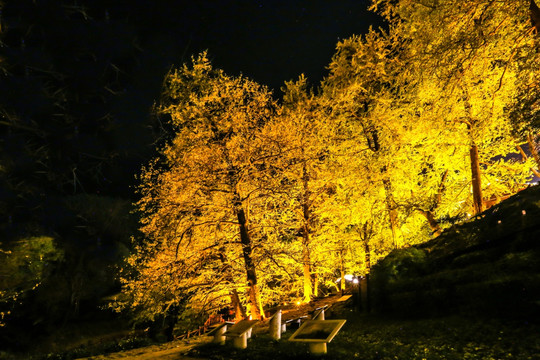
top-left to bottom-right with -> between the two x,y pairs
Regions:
75,336 -> 209,360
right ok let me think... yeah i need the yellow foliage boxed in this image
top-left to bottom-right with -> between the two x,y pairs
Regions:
119,1 -> 539,322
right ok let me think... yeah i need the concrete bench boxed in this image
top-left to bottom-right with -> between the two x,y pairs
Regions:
223,319 -> 259,349
336,294 -> 352,302
289,319 -> 347,355
205,321 -> 235,345
267,309 -> 282,340
283,315 -> 308,333
311,304 -> 329,320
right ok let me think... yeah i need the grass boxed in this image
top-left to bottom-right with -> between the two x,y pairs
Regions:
3,305 -> 539,359
188,310 -> 540,360
0,319 -> 157,360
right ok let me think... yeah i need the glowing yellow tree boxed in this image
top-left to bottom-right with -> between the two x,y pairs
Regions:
322,30 -> 407,249
508,2 -> 540,177
370,0 -> 535,214
270,75 -> 340,302
120,53 -> 283,321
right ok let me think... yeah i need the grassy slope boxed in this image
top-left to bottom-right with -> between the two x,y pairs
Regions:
371,185 -> 540,319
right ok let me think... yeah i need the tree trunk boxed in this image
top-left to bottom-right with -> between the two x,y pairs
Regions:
235,203 -> 264,320
361,225 -> 371,313
419,210 -> 442,237
462,87 -> 483,215
339,248 -> 345,293
364,243 -> 371,312
527,131 -> 540,171
164,305 -> 179,341
231,288 -> 247,321
216,121 -> 264,319
302,243 -> 312,303
364,240 -> 371,273
469,143 -> 483,214
301,161 -> 313,303
382,176 -> 401,249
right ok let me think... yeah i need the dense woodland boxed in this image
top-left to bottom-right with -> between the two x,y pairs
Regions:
1,0 -> 540,351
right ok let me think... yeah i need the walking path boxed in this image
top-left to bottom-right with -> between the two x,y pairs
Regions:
76,294 -> 343,360
75,336 -> 209,360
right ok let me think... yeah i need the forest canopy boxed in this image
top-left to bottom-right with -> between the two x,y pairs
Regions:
115,0 -> 540,323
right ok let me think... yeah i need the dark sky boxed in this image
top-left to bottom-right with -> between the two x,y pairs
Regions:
113,0 -> 383,188
169,1 -> 382,93
0,0 -> 384,198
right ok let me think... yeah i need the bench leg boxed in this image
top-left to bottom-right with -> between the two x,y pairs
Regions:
213,325 -> 227,345
233,333 -> 247,349
309,342 -> 327,355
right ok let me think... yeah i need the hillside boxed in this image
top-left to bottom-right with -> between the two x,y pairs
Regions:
371,184 -> 540,319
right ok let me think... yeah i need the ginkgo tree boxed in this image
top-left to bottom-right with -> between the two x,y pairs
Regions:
321,0 -> 534,256
116,1 -> 540,329
320,28 -> 451,249
322,29 -> 408,249
508,1 -> 540,176
370,0 -> 535,214
117,53 -> 287,321
271,75 -> 340,302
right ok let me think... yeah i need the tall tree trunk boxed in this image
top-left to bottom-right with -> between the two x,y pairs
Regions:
364,239 -> 371,273
358,222 -> 372,313
339,248 -> 345,293
221,139 -> 264,320
470,143 -> 483,214
302,243 -> 312,302
235,203 -> 264,320
462,87 -> 483,215
301,161 -> 313,303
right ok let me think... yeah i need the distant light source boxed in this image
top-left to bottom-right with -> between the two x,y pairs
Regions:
335,274 -> 355,283
352,278 -> 359,284
522,210 -> 526,215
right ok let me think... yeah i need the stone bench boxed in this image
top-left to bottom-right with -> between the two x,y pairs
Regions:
283,315 -> 308,333
205,321 -> 235,345
311,304 -> 329,320
288,319 -> 347,355
223,319 -> 259,349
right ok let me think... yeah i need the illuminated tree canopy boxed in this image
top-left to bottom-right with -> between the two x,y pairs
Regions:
118,0 -> 540,323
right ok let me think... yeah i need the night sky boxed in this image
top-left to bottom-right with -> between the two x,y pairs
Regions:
169,0 -> 383,93
0,0 -> 383,199
112,0 -> 383,180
